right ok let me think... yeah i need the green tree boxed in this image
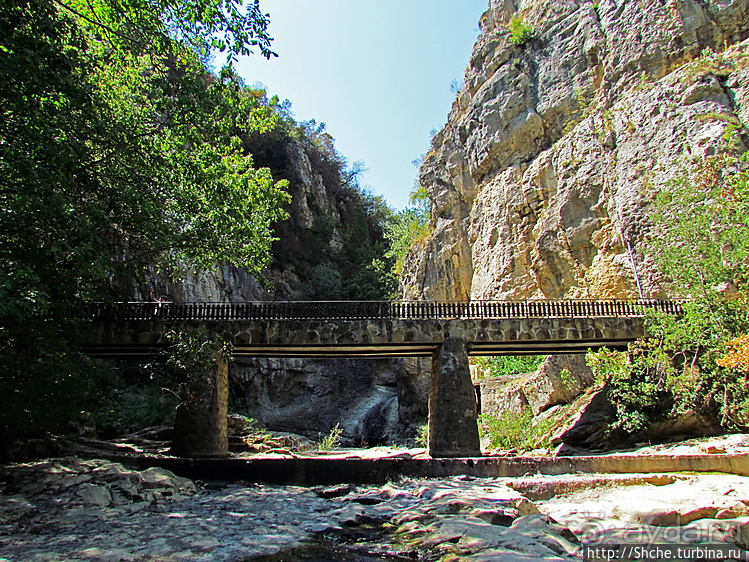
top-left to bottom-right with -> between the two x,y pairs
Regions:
644,152 -> 749,428
384,186 -> 431,286
0,0 -> 288,449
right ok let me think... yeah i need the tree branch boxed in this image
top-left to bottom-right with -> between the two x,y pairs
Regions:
52,0 -> 140,45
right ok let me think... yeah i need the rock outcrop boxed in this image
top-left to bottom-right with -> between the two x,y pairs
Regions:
398,0 -> 749,450
402,0 -> 749,302
477,354 -> 593,417
229,357 -> 420,446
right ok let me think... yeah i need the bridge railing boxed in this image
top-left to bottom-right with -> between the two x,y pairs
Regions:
87,299 -> 685,322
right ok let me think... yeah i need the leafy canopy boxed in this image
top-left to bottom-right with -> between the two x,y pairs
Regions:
56,0 -> 276,63
0,0 -> 288,447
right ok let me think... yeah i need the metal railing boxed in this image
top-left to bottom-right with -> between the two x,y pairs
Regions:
87,299 -> 685,322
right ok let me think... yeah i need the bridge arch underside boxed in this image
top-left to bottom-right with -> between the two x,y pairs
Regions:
84,316 -> 644,358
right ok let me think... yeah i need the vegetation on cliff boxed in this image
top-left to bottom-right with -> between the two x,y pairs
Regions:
590,148 -> 749,436
264,117 -> 396,300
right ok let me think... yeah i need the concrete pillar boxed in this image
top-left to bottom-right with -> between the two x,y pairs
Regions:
428,337 -> 481,457
170,351 -> 229,457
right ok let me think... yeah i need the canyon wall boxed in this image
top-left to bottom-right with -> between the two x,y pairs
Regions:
402,0 -> 749,302
139,138 -> 428,445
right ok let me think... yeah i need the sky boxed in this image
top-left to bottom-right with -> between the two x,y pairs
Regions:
235,1 -> 487,210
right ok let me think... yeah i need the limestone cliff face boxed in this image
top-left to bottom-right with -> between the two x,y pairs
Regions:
402,0 -> 749,301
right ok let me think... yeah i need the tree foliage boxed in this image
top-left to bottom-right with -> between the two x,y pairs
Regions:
473,355 -> 545,379
718,335 -> 749,374
0,0 -> 288,448
383,185 -> 431,293
56,0 -> 276,63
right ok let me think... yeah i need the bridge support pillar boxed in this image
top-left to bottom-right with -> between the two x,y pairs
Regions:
428,337 -> 481,458
170,351 -> 229,457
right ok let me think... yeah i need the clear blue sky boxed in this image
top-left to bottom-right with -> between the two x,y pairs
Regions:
235,1 -> 487,210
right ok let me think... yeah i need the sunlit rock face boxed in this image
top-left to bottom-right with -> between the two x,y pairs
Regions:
402,0 -> 749,302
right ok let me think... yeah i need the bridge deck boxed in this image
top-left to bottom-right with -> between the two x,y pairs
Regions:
83,300 -> 683,358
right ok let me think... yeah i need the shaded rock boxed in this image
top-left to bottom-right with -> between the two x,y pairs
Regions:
395,513 -> 579,560
0,457 -> 196,511
556,387 -> 725,452
555,388 -> 619,452
316,484 -> 354,499
230,357 -> 411,445
76,483 -> 112,507
648,410 -> 724,443
353,396 -> 399,447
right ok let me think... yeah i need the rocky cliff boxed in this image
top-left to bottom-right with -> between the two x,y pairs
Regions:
139,139 -> 346,303
402,0 -> 749,302
136,120 -> 427,445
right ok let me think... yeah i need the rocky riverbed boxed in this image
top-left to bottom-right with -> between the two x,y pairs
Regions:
3,436 -> 749,561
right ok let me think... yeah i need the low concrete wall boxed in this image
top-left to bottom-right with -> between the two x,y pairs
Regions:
118,453 -> 749,485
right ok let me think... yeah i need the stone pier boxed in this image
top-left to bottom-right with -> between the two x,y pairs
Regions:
170,352 -> 229,457
428,337 -> 481,457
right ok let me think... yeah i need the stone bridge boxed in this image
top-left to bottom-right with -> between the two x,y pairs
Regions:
83,300 -> 683,458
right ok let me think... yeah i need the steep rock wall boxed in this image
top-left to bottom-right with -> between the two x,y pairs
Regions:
402,0 -> 749,302
230,357 -> 427,446
137,141 -> 341,303
139,139 -> 427,445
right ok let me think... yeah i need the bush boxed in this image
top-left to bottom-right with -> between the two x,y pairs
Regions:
509,16 -> 535,47
318,423 -> 343,452
586,345 -> 671,434
473,355 -> 545,378
416,423 -> 429,448
88,366 -> 178,438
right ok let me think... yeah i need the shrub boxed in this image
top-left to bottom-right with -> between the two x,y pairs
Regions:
509,16 -> 535,47
318,423 -> 343,452
89,367 -> 178,438
473,355 -> 545,378
586,345 -> 670,434
478,409 -> 553,451
415,423 -> 429,448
